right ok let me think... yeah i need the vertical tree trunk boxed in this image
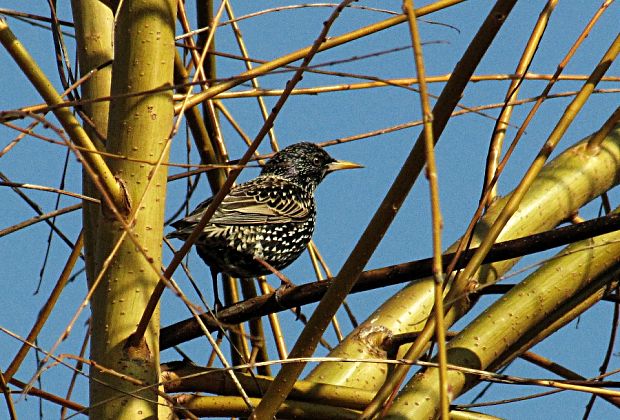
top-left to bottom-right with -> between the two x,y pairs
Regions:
71,0 -> 113,295
86,1 -> 176,418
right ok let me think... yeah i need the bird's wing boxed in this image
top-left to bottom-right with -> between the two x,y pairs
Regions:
213,177 -> 311,224
174,177 -> 311,228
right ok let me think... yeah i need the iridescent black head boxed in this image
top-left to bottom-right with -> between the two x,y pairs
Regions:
261,142 -> 362,190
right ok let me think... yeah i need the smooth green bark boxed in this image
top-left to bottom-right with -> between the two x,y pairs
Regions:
71,0 -> 113,296
388,207 -> 620,418
307,128 -> 620,390
88,1 -> 176,418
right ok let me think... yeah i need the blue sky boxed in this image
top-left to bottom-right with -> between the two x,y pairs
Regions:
1,1 -> 619,418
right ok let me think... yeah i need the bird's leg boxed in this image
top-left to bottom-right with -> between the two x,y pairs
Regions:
254,257 -> 294,304
254,257 -> 293,288
210,267 -> 223,314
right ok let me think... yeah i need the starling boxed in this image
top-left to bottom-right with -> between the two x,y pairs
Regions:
167,142 -> 362,308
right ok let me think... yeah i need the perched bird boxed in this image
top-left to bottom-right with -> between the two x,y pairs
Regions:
167,142 -> 362,308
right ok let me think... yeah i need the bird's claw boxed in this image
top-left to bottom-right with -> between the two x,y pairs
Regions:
274,281 -> 292,305
274,281 -> 301,318
211,298 -> 223,317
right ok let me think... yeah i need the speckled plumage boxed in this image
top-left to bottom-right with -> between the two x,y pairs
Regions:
167,142 -> 361,305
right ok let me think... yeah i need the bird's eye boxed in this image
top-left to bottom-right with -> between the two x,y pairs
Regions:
313,157 -> 321,165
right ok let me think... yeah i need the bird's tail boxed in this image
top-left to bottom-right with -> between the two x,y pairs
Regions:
165,230 -> 184,240
166,222 -> 193,240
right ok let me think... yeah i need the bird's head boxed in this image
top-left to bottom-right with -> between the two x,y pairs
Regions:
261,142 -> 362,190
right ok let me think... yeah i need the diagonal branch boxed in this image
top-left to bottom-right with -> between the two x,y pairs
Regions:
0,19 -> 125,213
160,210 -> 620,348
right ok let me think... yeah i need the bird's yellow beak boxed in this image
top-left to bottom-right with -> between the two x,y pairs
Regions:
326,160 -> 364,173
